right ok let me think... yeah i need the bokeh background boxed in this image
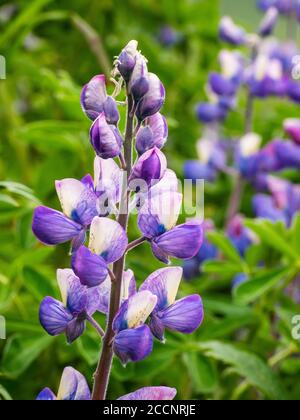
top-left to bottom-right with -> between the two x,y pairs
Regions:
0,0 -> 300,400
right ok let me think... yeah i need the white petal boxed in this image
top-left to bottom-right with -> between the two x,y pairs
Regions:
126,291 -> 157,329
57,269 -> 77,306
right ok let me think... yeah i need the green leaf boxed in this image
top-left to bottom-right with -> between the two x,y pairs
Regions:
0,182 -> 40,204
200,314 -> 257,340
0,385 -> 12,401
233,267 -> 290,304
202,260 -> 242,276
182,353 -> 217,393
0,334 -> 53,378
206,231 -> 244,266
23,267 -> 56,302
244,219 -> 298,261
291,213 -> 300,255
199,341 -> 287,400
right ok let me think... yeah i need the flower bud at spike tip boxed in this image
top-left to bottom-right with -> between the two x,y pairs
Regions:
90,113 -> 122,159
117,40 -> 138,82
136,73 -> 166,122
128,54 -> 149,104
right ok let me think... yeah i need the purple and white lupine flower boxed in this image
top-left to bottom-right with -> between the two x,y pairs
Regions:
138,191 -> 203,263
157,25 -> 182,48
128,53 -> 149,104
93,156 -> 122,215
184,138 -> 227,183
219,16 -> 247,46
129,147 -> 167,190
36,367 -> 91,401
136,112 -> 168,155
118,386 -> 177,400
32,178 -> 98,250
81,75 -> 119,124
90,113 -> 123,159
117,40 -> 138,82
136,73 -> 166,122
196,102 -> 227,124
112,291 -> 157,365
140,267 -> 204,341
284,118 -> 300,145
259,7 -> 279,37
39,269 -> 101,343
72,216 -> 128,287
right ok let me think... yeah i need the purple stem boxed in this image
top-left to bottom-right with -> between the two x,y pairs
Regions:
91,92 -> 134,401
86,315 -> 105,338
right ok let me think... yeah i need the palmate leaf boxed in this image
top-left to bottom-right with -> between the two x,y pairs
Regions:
206,231 -> 245,267
182,353 -> 218,394
0,181 -> 40,204
198,341 -> 287,400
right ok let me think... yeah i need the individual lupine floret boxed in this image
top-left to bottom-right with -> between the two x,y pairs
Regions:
90,113 -> 123,159
136,73 -> 166,122
36,367 -> 91,400
72,216 -> 128,287
136,112 -> 168,155
39,269 -> 101,343
138,191 -> 203,263
112,291 -> 157,365
140,267 -> 204,341
219,16 -> 247,45
81,74 -> 119,124
32,178 -> 98,250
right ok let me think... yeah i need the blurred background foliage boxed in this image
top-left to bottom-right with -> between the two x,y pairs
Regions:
0,0 -> 300,400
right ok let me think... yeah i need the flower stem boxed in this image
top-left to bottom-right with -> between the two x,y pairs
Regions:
86,315 -> 105,338
91,93 -> 134,401
126,237 -> 146,252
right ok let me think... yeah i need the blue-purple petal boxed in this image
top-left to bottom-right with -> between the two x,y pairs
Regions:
118,386 -> 177,400
39,297 -> 72,336
113,325 -> 154,365
72,246 -> 108,287
32,206 -> 83,246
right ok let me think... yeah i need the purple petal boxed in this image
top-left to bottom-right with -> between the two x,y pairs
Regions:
32,206 -> 83,246
57,367 -> 91,400
152,221 -> 204,261
72,246 -> 108,288
56,269 -> 88,314
80,75 -> 107,121
103,96 -> 120,125
219,16 -> 246,45
118,386 -> 177,400
94,156 -> 122,208
89,217 -> 128,264
113,325 -> 153,365
136,73 -> 166,121
81,174 -> 94,192
117,40 -> 138,82
153,295 -> 204,336
129,147 -> 167,188
140,267 -> 183,311
128,54 -> 149,103
65,318 -> 86,344
39,297 -> 72,336
36,388 -> 57,400
284,119 -> 300,145
90,113 -> 122,159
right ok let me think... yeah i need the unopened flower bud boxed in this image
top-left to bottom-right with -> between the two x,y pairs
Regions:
90,113 -> 122,159
118,40 -> 138,82
136,73 -> 165,122
136,113 -> 168,155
